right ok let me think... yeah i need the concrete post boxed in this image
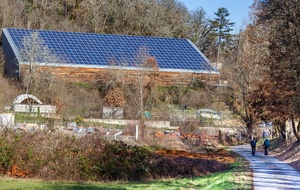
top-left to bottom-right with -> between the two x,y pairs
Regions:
136,125 -> 138,140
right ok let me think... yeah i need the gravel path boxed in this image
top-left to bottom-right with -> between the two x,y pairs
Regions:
231,145 -> 300,190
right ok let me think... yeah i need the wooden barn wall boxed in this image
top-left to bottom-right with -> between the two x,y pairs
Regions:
20,65 -> 219,86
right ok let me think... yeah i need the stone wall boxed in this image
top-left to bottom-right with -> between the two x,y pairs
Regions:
85,118 -> 171,129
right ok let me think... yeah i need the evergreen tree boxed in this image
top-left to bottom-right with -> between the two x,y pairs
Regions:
211,7 -> 235,62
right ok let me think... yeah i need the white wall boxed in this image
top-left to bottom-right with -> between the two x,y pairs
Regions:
0,113 -> 15,127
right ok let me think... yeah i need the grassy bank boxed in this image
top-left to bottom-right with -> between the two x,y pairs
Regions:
0,153 -> 252,190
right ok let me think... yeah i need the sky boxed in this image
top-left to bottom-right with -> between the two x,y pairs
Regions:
179,0 -> 254,33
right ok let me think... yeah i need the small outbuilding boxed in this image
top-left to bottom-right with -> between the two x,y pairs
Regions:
5,94 -> 57,116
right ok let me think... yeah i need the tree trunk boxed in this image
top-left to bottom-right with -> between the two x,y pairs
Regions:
279,121 -> 287,142
293,119 -> 300,142
297,121 -> 300,141
246,121 -> 254,140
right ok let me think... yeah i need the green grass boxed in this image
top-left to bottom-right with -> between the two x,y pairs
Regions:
82,121 -> 125,129
0,175 -> 234,190
15,113 -> 48,124
0,158 -> 252,190
74,82 -> 94,91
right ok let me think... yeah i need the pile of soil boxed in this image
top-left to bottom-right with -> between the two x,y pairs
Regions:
147,149 -> 235,179
142,129 -> 239,179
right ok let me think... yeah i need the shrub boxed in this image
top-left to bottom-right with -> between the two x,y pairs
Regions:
0,129 -> 24,173
94,141 -> 151,181
0,130 -> 152,182
179,119 -> 202,134
0,143 -> 14,172
75,115 -> 84,125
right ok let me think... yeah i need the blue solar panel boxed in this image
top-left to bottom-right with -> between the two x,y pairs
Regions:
5,28 -> 217,73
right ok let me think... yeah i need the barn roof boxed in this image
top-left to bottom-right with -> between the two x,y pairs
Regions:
2,28 -> 218,74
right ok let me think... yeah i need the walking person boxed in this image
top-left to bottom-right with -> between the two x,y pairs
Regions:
251,138 -> 257,156
264,138 -> 270,155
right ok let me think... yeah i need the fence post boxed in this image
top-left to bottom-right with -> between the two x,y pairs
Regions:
135,125 -> 138,140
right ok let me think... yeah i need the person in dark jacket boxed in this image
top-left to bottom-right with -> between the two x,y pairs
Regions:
250,139 -> 257,156
264,138 -> 270,155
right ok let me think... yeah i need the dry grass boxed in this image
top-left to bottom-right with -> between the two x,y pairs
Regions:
231,152 -> 253,189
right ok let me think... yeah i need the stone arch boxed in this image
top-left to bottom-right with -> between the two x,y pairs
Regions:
13,94 -> 43,105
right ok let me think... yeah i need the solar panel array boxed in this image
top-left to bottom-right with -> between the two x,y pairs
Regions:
6,28 -> 217,72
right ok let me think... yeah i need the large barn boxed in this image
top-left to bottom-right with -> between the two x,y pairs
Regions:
2,28 -> 219,86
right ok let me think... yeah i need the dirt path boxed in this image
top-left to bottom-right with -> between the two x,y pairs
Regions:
231,145 -> 300,190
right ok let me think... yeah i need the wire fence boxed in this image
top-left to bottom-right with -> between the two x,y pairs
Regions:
168,109 -> 232,127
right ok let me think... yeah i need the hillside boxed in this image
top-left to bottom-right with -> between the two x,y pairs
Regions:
270,139 -> 300,172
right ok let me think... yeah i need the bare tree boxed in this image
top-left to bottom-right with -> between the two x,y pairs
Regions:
19,31 -> 60,94
0,0 -> 198,38
219,25 -> 266,136
74,0 -> 109,33
100,47 -> 159,138
188,8 -> 215,55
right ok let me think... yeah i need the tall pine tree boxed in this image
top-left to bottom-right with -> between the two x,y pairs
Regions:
211,7 -> 235,63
